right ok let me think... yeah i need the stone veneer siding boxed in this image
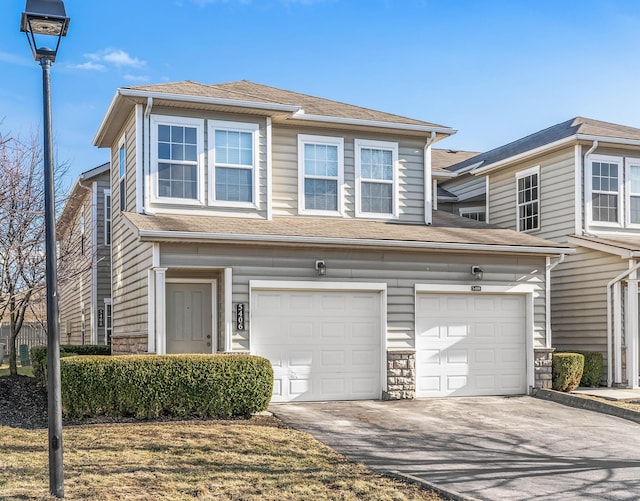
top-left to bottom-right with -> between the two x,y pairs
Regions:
384,350 -> 416,400
111,334 -> 148,355
534,347 -> 555,389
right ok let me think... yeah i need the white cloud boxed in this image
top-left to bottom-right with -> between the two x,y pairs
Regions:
70,61 -> 106,71
124,74 -> 150,83
84,49 -> 146,68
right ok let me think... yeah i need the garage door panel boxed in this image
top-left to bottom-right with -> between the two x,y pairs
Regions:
417,293 -> 527,398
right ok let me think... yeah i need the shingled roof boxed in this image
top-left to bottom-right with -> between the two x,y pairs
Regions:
445,117 -> 640,173
123,211 -> 570,255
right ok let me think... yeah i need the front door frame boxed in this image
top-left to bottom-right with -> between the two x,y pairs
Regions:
163,278 -> 217,354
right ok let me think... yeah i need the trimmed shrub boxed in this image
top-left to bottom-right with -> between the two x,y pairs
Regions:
577,351 -> 604,387
31,345 -> 111,384
60,354 -> 274,420
552,352 -> 584,392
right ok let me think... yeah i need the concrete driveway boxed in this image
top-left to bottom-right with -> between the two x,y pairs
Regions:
271,396 -> 640,501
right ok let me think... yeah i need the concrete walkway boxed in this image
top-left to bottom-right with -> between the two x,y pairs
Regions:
271,397 -> 640,501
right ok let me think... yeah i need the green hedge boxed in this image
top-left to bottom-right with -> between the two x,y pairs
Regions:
576,351 -> 604,387
60,354 -> 274,420
552,352 -> 584,392
31,345 -> 111,384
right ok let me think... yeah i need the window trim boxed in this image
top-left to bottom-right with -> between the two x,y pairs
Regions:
208,120 -> 260,209
515,165 -> 540,232
625,157 -> 640,228
118,134 -> 126,212
586,154 -> 623,228
104,189 -> 111,246
459,206 -> 486,222
150,115 -> 205,206
297,134 -> 344,216
354,139 -> 399,219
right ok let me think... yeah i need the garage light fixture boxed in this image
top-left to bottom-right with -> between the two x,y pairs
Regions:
315,260 -> 327,276
471,266 -> 483,280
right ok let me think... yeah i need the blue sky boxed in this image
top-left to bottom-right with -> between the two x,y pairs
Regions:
2,0 -> 640,187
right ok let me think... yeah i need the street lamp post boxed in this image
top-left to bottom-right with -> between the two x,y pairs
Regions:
20,1 -> 70,498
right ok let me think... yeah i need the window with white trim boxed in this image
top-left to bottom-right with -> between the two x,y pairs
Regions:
209,120 -> 258,206
626,158 -> 640,226
589,155 -> 622,225
298,134 -> 343,215
104,190 -> 111,246
151,115 -> 204,205
459,207 -> 486,222
355,139 -> 398,218
516,166 -> 540,231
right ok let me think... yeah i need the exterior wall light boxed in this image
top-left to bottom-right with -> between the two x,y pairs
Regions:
315,260 -> 327,276
471,265 -> 483,280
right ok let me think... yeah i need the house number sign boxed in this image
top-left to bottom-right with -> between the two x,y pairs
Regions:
236,303 -> 245,330
97,308 -> 104,327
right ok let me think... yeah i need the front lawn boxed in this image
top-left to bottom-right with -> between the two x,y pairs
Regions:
0,363 -> 33,377
0,418 -> 444,500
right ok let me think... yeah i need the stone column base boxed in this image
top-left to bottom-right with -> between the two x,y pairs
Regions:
383,350 -> 416,400
534,347 -> 555,389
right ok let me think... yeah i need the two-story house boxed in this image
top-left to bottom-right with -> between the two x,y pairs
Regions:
57,162 -> 112,346
92,80 -> 570,402
442,117 -> 640,389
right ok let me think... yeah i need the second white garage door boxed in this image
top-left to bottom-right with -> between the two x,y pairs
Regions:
416,293 -> 527,397
251,288 -> 383,403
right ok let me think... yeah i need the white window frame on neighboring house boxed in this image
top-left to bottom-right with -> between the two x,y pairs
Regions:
459,206 -> 486,222
208,120 -> 259,208
586,154 -> 623,228
118,134 -> 126,212
104,189 -> 111,246
515,166 -> 540,232
298,134 -> 344,216
354,139 -> 399,219
150,115 -> 205,206
625,157 -> 640,228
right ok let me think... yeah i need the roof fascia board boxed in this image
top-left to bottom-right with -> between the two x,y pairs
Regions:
137,229 -> 572,256
568,235 -> 637,258
432,171 -> 458,179
290,111 -> 457,135
575,134 -> 640,148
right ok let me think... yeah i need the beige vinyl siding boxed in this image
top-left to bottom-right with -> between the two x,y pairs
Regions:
271,125 -> 427,222
551,246 -> 627,373
95,175 -> 112,344
111,112 -> 152,339
159,242 -> 547,352
489,148 -> 576,243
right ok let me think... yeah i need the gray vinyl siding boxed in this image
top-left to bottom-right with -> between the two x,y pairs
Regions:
440,175 -> 485,203
488,148 -> 576,243
551,246 -> 628,375
95,175 -> 112,344
159,242 -> 547,352
271,125 -> 427,222
111,113 -> 152,339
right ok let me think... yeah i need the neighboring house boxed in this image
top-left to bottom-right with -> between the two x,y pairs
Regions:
443,117 -> 640,389
92,80 -> 570,402
57,163 -> 112,346
432,148 -> 484,220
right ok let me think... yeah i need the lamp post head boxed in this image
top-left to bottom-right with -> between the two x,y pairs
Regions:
20,0 -> 70,62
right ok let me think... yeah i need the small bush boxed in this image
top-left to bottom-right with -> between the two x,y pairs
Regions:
60,354 -> 274,420
552,352 -> 584,392
31,345 -> 111,384
575,351 -> 604,387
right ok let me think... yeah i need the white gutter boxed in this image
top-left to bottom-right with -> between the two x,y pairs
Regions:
143,97 -> 154,215
607,260 -> 640,386
266,117 -> 273,220
582,140 -> 598,233
135,229 -> 572,255
291,111 -> 457,135
545,253 -> 566,348
424,132 -> 436,225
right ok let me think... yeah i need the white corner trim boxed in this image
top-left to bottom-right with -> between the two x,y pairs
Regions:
135,104 -> 144,213
574,144 -> 583,235
147,270 -> 156,353
266,117 -> 273,220
224,267 -> 233,352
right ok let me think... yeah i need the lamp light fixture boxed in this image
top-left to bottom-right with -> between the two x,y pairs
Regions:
20,0 -> 70,62
315,260 -> 327,276
471,265 -> 483,280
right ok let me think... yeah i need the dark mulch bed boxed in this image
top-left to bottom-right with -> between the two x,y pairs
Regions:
0,375 -> 284,429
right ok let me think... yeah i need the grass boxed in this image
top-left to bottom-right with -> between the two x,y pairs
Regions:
0,362 -> 33,377
0,418 -> 444,500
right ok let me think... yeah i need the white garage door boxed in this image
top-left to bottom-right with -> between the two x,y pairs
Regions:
251,288 -> 382,403
416,293 -> 527,397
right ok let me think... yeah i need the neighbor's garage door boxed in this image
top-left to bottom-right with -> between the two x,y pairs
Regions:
416,293 -> 526,397
251,288 -> 382,403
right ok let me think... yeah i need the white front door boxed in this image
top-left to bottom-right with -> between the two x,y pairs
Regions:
416,293 -> 527,397
250,288 -> 383,403
166,282 -> 215,354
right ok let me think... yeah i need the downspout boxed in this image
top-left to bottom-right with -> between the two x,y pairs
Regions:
424,132 -> 436,225
582,140 -> 598,234
266,117 -> 273,220
607,261 -> 640,386
143,97 -> 154,215
545,253 -> 566,348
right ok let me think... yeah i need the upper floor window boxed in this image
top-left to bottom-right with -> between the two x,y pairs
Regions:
298,134 -> 344,215
104,190 -> 111,246
516,166 -> 539,232
118,136 -> 126,212
355,139 -> 398,218
459,207 -> 486,222
626,158 -> 640,226
151,115 -> 204,205
588,155 -> 622,226
209,121 -> 258,207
